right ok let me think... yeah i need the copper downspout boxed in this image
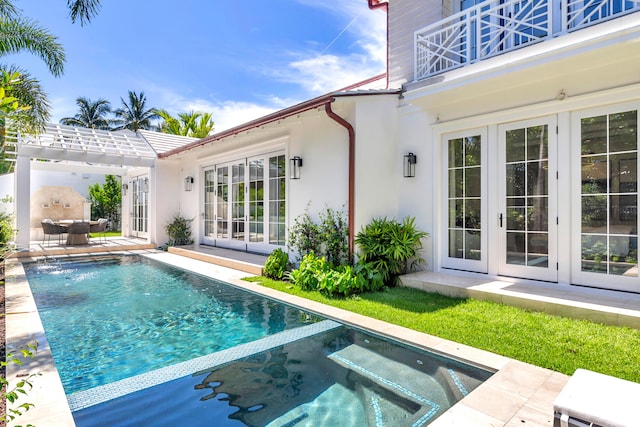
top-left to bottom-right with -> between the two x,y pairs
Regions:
367,0 -> 390,89
324,100 -> 356,257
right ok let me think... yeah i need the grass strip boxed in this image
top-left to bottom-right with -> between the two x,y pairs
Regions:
244,277 -> 640,382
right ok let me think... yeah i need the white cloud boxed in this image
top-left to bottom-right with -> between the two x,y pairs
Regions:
279,0 -> 387,94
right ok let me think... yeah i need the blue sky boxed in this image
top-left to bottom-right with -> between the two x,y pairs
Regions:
6,0 -> 387,131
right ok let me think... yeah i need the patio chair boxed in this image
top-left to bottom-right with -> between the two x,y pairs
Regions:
89,218 -> 108,243
41,219 -> 67,246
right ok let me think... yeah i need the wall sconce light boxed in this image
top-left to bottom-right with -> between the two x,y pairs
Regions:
143,178 -> 149,192
404,153 -> 417,178
290,156 -> 303,180
184,176 -> 194,192
122,183 -> 128,196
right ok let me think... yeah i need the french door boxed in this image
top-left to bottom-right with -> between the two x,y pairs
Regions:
442,129 -> 488,272
573,108 -> 639,292
201,153 -> 286,253
130,175 -> 149,238
498,117 -> 557,281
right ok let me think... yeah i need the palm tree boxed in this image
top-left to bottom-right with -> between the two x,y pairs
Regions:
113,91 -> 158,131
60,97 -> 112,129
192,112 -> 215,138
156,109 -> 215,138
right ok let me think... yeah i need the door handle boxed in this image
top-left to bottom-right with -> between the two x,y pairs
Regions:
499,213 -> 503,228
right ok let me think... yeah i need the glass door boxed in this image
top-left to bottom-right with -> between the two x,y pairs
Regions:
203,153 -> 286,253
573,108 -> 638,292
202,168 -> 216,245
130,175 -> 149,238
442,129 -> 487,272
498,117 -> 557,281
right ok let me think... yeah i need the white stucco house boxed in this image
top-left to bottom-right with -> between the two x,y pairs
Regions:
12,0 -> 640,294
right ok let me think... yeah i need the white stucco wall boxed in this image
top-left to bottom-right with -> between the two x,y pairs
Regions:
353,95 -> 401,232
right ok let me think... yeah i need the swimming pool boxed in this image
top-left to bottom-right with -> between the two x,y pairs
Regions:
25,254 -> 494,426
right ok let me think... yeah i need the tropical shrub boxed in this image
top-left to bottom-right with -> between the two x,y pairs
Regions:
287,252 -> 329,291
0,209 -> 15,260
288,253 -> 384,296
355,216 -> 428,286
165,214 -> 193,246
263,248 -> 290,280
288,205 -> 349,266
287,206 -> 319,260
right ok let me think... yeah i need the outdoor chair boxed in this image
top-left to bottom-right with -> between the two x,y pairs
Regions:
89,218 -> 108,243
41,219 -> 67,246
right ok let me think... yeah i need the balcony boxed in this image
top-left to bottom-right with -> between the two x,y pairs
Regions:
414,0 -> 640,81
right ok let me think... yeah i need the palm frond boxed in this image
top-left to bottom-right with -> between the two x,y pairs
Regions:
0,17 -> 65,77
0,63 -> 50,132
67,0 -> 101,26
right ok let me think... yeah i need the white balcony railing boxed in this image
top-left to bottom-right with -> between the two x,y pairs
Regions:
415,0 -> 640,80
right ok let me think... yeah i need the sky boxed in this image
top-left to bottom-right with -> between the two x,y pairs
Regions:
5,0 -> 387,132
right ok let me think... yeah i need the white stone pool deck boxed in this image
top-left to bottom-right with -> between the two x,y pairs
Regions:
5,249 -> 596,426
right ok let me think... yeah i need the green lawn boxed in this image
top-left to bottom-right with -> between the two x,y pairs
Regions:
244,277 -> 640,382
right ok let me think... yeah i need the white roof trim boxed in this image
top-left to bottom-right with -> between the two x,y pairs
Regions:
14,124 -> 157,168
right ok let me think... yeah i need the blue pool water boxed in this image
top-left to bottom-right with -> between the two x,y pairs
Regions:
25,256 -> 318,394
25,255 -> 494,426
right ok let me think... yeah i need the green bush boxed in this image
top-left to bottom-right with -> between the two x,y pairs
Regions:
288,253 -> 384,297
263,248 -> 290,279
355,216 -> 428,286
287,252 -> 329,291
0,209 -> 15,260
165,214 -> 193,246
288,205 -> 349,266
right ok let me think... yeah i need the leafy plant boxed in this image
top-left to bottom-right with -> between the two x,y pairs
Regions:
165,214 -> 193,246
287,252 -> 329,291
1,342 -> 39,426
355,216 -> 428,286
0,210 -> 15,260
263,248 -> 290,280
287,205 -> 319,260
317,206 -> 349,267
287,253 -> 384,297
288,204 -> 349,266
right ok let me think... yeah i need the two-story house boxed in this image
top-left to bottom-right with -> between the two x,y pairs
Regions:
130,0 -> 640,294
387,0 -> 640,292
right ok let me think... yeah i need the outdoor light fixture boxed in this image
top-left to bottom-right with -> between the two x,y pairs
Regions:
290,156 -> 303,180
122,183 -> 128,196
143,178 -> 149,192
184,176 -> 194,192
404,153 -> 417,178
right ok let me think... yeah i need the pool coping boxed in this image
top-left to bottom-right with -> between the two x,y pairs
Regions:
5,250 -> 569,426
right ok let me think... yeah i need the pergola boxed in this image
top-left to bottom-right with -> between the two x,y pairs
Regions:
11,124 -> 158,249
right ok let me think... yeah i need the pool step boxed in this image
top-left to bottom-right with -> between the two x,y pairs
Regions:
168,245 -> 266,275
328,345 -> 450,426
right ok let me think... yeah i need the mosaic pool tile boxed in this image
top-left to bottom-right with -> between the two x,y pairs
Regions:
68,319 -> 341,411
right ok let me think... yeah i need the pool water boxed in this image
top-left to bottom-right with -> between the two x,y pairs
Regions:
25,256 -> 318,394
25,254 -> 494,426
72,327 -> 493,427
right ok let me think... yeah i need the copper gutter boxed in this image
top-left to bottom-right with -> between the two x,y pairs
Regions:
324,100 -> 356,256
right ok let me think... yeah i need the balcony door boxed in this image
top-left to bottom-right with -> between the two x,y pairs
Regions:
498,117 -> 557,281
